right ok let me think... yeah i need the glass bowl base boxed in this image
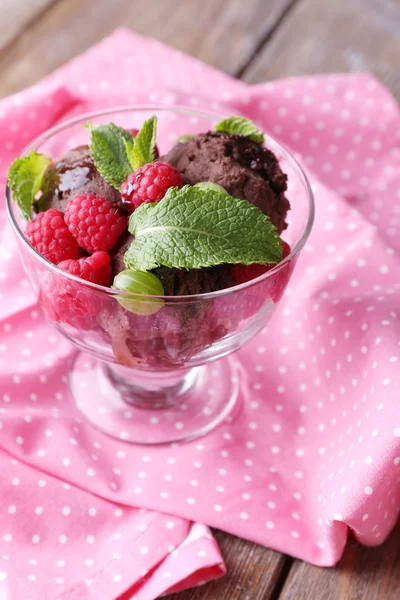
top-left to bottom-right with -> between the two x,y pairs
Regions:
70,353 -> 240,445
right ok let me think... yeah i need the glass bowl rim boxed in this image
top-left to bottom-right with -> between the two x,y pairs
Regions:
5,104 -> 315,302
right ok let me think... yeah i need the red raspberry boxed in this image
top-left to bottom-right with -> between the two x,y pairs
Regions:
65,194 -> 127,254
281,240 -> 291,259
40,275 -> 100,330
40,252 -> 111,330
26,208 -> 80,264
232,239 -> 291,285
120,162 -> 184,212
232,263 -> 271,286
58,251 -> 112,287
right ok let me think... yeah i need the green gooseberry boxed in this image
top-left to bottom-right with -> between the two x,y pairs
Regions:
194,181 -> 229,195
113,269 -> 165,316
175,134 -> 195,144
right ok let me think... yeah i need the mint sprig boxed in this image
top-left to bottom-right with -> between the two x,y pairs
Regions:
8,151 -> 52,220
124,185 -> 282,272
124,115 -> 157,171
87,116 -> 158,189
87,122 -> 135,190
215,116 -> 264,144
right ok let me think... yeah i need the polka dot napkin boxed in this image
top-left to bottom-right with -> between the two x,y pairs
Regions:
1,27 -> 400,599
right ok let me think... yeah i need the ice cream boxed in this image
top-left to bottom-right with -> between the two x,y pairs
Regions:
45,145 -> 124,214
160,131 -> 290,234
45,131 -> 289,296
9,115 -> 293,368
108,131 -> 290,295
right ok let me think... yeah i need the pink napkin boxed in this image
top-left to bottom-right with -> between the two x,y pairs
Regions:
1,28 -> 400,599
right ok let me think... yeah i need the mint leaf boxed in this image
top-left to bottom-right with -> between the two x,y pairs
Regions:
176,134 -> 195,144
8,150 -> 52,220
126,115 -> 157,170
87,122 -> 134,189
125,185 -> 282,271
215,116 -> 264,143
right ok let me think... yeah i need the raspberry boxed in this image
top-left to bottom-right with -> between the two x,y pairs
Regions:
232,263 -> 270,286
26,208 -> 80,264
40,252 -> 111,330
58,251 -> 112,287
65,194 -> 127,254
281,240 -> 291,259
40,275 -> 100,330
120,162 -> 184,212
232,239 -> 291,285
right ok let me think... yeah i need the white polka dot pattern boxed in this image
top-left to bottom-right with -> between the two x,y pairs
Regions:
0,28 -> 400,598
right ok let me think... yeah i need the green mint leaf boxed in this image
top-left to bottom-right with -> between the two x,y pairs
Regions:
87,122 -> 134,189
215,116 -> 264,143
8,150 -> 52,220
126,115 -> 157,170
176,134 -> 195,144
123,137 -> 135,167
125,185 -> 282,271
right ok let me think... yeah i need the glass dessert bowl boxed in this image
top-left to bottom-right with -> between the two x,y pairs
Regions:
5,106 -> 314,444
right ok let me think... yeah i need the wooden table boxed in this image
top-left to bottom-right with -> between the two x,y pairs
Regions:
2,1 -> 399,598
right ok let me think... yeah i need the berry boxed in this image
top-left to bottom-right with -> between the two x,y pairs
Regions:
40,252 -> 112,329
232,263 -> 270,286
232,239 -> 291,285
65,194 -> 127,254
120,162 -> 184,212
26,208 -> 80,264
281,240 -> 291,260
58,251 -> 112,287
39,274 -> 100,329
113,269 -> 164,315
194,182 -> 229,195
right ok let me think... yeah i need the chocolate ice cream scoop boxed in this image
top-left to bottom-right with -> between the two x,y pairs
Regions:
160,131 -> 290,234
154,265 -> 235,296
45,145 -> 124,214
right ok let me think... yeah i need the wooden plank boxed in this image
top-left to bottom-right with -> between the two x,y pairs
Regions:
243,0 -> 400,100
0,0 -> 295,98
278,520 -> 400,600
0,0 -> 57,52
164,531 -> 288,600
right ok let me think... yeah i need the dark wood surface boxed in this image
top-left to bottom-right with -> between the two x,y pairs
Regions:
1,1 -> 399,598
0,0 -> 295,97
243,0 -> 400,100
170,530 -> 288,600
280,523 -> 400,600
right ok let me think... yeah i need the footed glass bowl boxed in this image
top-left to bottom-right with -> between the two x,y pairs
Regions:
5,106 -> 314,444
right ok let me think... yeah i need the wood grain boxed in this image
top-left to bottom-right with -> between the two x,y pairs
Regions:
164,531 -> 288,600
243,0 -> 400,100
279,520 -> 400,600
0,0 -> 57,52
0,0 -> 295,98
